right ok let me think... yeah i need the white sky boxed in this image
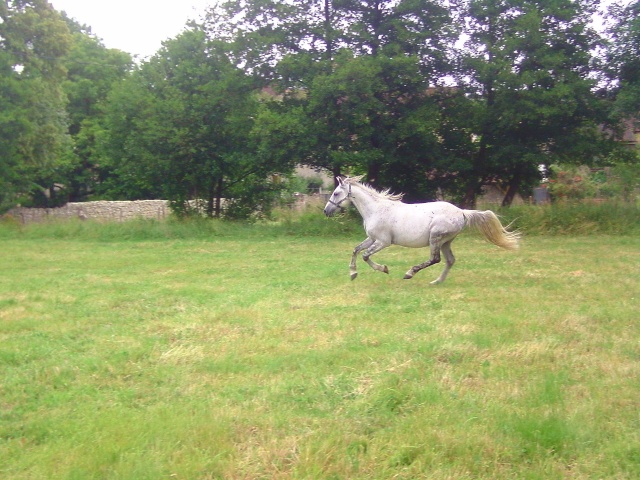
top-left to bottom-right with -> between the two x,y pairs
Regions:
50,0 -> 213,60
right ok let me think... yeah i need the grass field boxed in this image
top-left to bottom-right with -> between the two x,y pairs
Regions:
1,217 -> 639,479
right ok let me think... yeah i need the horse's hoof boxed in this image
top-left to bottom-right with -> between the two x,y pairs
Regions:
403,274 -> 413,280
383,266 -> 389,274
350,272 -> 358,281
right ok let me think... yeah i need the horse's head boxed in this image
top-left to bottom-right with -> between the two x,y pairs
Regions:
323,177 -> 352,217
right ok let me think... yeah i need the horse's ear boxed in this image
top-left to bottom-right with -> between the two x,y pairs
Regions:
337,176 -> 344,186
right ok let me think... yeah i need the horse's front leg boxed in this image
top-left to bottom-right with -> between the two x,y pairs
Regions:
363,240 -> 390,275
350,237 -> 374,280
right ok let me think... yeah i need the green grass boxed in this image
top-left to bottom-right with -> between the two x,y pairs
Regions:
1,216 -> 639,479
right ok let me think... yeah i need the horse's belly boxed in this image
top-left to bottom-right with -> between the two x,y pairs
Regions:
365,215 -> 430,247
392,230 -> 432,248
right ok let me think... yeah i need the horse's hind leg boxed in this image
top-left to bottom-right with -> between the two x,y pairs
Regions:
403,245 -> 441,280
350,237 -> 374,280
404,233 -> 455,281
430,240 -> 455,284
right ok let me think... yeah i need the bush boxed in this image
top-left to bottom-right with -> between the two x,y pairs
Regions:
547,162 -> 640,203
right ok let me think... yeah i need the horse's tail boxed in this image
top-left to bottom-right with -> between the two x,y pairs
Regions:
463,209 -> 520,250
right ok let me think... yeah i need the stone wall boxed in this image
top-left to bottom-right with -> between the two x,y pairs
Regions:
5,196 -> 327,224
8,200 -> 170,224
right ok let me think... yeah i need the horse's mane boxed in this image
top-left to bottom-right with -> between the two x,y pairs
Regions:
342,175 -> 404,202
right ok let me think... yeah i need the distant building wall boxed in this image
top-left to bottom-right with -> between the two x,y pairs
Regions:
477,184 -> 525,205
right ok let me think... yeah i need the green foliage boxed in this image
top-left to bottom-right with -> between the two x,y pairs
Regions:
545,161 -> 640,203
236,0 -> 454,197
58,16 -> 133,203
0,0 -> 73,212
0,207 -> 363,241
547,165 -> 602,200
2,0 -> 640,218
283,173 -> 328,194
458,0 -> 608,206
607,1 -> 640,116
269,207 -> 363,236
99,28 -> 289,219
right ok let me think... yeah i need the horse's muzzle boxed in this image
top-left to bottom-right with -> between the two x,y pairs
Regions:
323,204 -> 336,217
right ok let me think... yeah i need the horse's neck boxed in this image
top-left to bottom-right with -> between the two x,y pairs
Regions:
350,185 -> 384,219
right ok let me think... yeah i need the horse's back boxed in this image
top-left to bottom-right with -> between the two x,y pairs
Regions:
398,201 -> 463,222
411,201 -> 465,232
415,200 -> 462,215
372,200 -> 464,247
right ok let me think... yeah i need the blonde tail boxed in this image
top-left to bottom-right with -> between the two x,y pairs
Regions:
463,210 -> 520,250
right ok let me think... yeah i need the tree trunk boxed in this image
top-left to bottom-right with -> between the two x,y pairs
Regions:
367,162 -> 381,187
207,181 -> 215,218
214,177 -> 223,218
461,182 -> 478,209
332,166 -> 342,186
462,146 -> 487,209
501,170 -> 521,207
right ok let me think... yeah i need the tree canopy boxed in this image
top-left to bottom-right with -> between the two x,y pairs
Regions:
454,0 -> 610,206
607,0 -> 640,117
1,0 -> 72,210
1,0 -> 638,215
100,27 -> 289,217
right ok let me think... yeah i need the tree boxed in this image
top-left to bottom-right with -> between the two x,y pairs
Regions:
101,27 -> 287,218
212,0 -> 454,198
0,0 -> 72,211
607,0 -> 640,117
59,15 -> 132,202
456,0 -> 609,207
98,70 -> 163,200
292,50 -> 447,200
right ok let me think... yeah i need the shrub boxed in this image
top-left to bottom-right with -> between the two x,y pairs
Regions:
547,162 -> 640,204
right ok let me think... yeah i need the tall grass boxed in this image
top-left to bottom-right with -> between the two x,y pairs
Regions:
2,200 -> 638,241
0,215 -> 255,241
0,206 -> 361,241
498,201 -> 640,236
